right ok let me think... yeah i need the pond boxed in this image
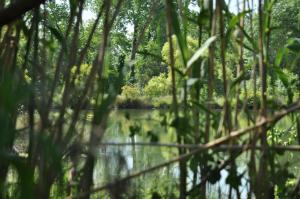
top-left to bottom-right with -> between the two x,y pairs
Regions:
90,109 -> 300,198
12,109 -> 300,198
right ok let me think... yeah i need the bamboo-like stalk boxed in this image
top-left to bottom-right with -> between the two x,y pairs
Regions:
165,1 -> 186,198
217,0 -> 232,134
247,0 -> 258,197
233,3 -> 246,198
205,0 -> 217,142
191,0 -> 203,193
234,0 -> 246,129
257,0 -> 269,198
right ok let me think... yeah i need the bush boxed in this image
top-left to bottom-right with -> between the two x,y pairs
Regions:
144,73 -> 171,98
121,84 -> 141,100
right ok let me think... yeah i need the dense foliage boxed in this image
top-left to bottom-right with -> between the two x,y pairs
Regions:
0,0 -> 300,198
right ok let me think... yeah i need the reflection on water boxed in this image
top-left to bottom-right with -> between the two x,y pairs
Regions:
93,109 -> 179,198
13,109 -> 300,198
92,110 -> 254,198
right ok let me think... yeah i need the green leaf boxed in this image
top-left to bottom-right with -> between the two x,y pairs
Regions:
286,38 -> 300,52
237,24 -> 258,52
275,47 -> 288,67
228,10 -> 251,30
243,43 -> 255,53
174,68 -> 185,77
166,0 -> 189,65
185,36 -> 217,74
273,64 -> 293,104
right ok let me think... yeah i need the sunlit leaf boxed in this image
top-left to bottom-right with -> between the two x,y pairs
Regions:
186,78 -> 199,87
275,47 -> 288,67
186,36 -> 217,74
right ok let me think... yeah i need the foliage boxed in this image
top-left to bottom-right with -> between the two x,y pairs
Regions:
144,73 -> 171,98
1,0 -> 300,198
161,35 -> 198,72
121,84 -> 141,100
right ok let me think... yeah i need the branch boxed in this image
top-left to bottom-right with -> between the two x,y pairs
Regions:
0,0 -> 46,26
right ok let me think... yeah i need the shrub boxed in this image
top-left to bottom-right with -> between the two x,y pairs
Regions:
144,73 -> 171,98
121,84 -> 141,100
